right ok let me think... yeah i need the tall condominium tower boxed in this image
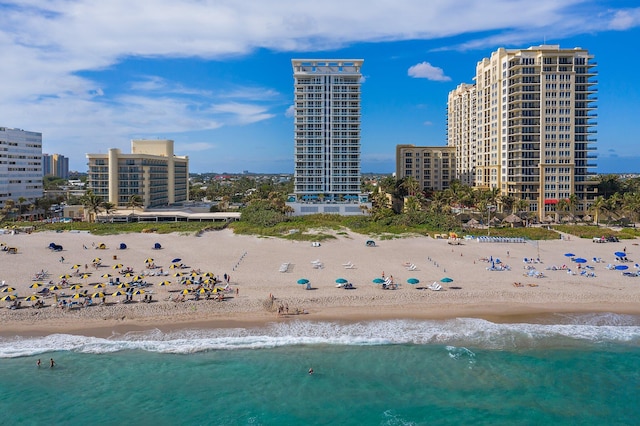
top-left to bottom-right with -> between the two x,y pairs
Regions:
0,127 -> 43,208
43,153 -> 69,179
291,59 -> 363,202
448,45 -> 597,220
447,83 -> 477,186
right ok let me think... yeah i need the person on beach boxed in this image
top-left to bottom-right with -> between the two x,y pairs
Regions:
59,256 -> 64,263
50,358 -> 55,368
308,368 -> 314,375
37,359 -> 41,367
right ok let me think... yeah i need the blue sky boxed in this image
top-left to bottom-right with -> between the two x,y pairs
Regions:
1,0 -> 639,174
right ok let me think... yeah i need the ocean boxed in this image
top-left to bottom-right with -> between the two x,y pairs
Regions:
1,314 -> 639,425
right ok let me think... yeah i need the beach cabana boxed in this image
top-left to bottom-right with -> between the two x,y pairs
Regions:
97,243 -> 107,249
153,243 -> 162,250
118,243 -> 127,250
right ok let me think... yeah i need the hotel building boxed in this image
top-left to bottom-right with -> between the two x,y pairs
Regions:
0,127 -> 43,208
395,145 -> 455,192
447,45 -> 598,219
86,139 -> 188,209
288,59 -> 369,215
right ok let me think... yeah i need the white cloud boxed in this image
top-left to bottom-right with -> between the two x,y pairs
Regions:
609,8 -> 640,30
408,62 -> 451,81
423,121 -> 433,126
285,105 -> 295,118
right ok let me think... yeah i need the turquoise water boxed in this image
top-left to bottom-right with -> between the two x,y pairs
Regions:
1,315 -> 639,425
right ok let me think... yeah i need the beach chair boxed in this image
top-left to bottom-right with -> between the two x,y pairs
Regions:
344,263 -> 355,269
406,264 -> 417,271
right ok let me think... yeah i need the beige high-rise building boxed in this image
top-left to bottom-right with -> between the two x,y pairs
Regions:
448,45 -> 598,220
87,139 -> 188,208
447,83 -> 476,186
396,145 -> 455,192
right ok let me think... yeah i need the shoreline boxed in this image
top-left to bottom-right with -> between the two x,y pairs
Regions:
2,229 -> 639,339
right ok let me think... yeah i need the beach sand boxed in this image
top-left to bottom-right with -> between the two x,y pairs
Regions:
1,228 -> 639,337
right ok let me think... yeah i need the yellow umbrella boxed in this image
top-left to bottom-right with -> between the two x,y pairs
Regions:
173,272 -> 183,277
169,264 -> 179,269
71,264 -> 81,269
117,283 -> 130,288
203,279 -> 216,285
124,273 -> 135,278
198,288 -> 210,294
203,272 -> 214,278
59,274 -> 72,279
101,273 -> 113,278
111,290 -> 126,297
94,283 -> 106,288
132,289 -> 145,296
92,258 -> 102,263
182,279 -> 193,285
133,275 -> 145,281
1,287 -> 16,292
81,273 -> 92,280
190,272 -> 200,277
181,289 -> 191,295
72,293 -> 84,299
24,295 -> 40,302
30,282 -> 42,288
49,285 -> 61,291
92,292 -> 105,298
158,281 -> 171,286
145,258 -> 154,264
70,284 -> 83,290
113,264 -> 123,269
1,294 -> 17,301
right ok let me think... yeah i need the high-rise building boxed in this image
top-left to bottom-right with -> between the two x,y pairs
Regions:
43,153 -> 69,179
86,139 -> 189,209
288,59 -> 368,215
448,45 -> 598,220
0,127 -> 43,208
447,83 -> 476,186
396,145 -> 455,192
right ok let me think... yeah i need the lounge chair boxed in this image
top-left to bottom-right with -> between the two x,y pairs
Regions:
427,282 -> 442,291
344,263 -> 355,269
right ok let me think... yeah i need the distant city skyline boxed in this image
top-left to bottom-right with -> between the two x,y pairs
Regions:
1,1 -> 639,174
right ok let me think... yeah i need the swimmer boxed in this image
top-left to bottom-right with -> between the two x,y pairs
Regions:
50,358 -> 55,368
308,368 -> 314,375
37,359 -> 41,367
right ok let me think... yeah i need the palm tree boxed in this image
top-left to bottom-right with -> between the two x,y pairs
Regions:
80,191 -> 104,223
557,199 -> 570,222
589,196 -> 606,226
401,176 -> 420,197
127,194 -> 144,215
514,198 -> 529,225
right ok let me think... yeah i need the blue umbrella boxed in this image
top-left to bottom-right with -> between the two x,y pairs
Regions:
172,258 -> 182,263
614,251 -> 626,258
574,258 -> 587,263
372,278 -> 385,284
615,265 -> 629,270
407,278 -> 420,285
297,278 -> 309,285
440,277 -> 453,283
335,278 -> 348,284
564,253 -> 575,257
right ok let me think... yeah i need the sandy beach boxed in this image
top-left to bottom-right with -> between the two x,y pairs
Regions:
1,228 -> 639,336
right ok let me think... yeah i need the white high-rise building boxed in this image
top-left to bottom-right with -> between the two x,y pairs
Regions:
0,127 -> 43,209
447,83 -> 477,186
448,45 -> 598,220
289,59 -> 368,215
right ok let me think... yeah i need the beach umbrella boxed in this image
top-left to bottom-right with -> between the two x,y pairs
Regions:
117,283 -> 130,288
132,289 -> 145,296
335,278 -> 348,284
71,264 -> 81,269
372,278 -> 385,284
169,264 -> 180,269
615,265 -> 629,270
297,278 -> 309,285
124,272 -> 135,278
203,272 -> 214,278
70,284 -> 83,290
574,258 -> 587,263
145,258 -> 154,264
1,287 -> 16,292
92,258 -> 102,263
614,251 -> 626,258
203,279 -> 216,285
172,258 -> 181,263
173,272 -> 183,277
30,282 -> 42,288
94,283 -> 106,288
81,273 -> 92,279
564,253 -> 575,257
92,292 -> 105,298
24,295 -> 39,302
49,285 -> 61,291
440,277 -> 454,283
111,290 -> 126,298
190,272 -> 200,277
198,288 -> 209,294
407,278 -> 420,285
59,274 -> 72,279
72,293 -> 84,299
112,264 -> 123,269
182,279 -> 194,285
1,295 -> 17,301
181,288 -> 191,294
158,281 -> 171,286
132,275 -> 144,282
101,273 -> 112,278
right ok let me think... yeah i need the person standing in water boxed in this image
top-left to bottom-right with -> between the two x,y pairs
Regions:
50,358 -> 55,368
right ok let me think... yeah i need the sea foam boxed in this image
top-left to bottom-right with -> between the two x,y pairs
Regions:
1,314 -> 639,357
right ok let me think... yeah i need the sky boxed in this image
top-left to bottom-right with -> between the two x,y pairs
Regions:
1,1 -> 639,174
